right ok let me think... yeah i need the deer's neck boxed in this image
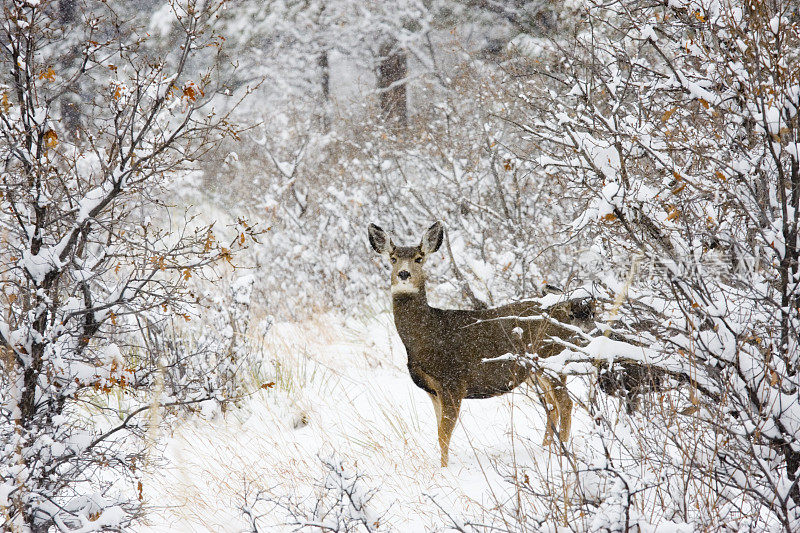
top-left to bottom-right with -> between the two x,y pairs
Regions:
392,288 -> 434,349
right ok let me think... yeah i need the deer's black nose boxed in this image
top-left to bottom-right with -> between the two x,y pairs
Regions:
398,270 -> 411,280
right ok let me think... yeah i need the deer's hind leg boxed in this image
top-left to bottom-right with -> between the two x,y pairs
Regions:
531,372 -> 572,447
553,375 -> 572,443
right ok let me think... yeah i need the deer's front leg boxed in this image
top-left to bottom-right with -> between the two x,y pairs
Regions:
437,389 -> 462,467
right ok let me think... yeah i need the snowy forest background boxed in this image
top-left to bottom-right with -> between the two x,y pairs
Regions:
1,0 -> 799,531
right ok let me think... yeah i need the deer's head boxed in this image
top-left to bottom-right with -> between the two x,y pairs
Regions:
368,222 -> 443,296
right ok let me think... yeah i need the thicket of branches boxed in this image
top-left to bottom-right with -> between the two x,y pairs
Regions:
197,3 -> 586,318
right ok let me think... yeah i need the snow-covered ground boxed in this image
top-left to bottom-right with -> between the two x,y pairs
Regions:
137,312 -> 604,531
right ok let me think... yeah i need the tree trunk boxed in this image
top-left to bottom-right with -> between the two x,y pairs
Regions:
318,50 -> 331,133
376,39 -> 407,126
59,0 -> 82,138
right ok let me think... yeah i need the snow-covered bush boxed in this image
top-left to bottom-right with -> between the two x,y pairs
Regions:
501,0 -> 800,529
240,455 -> 385,532
0,0 -> 256,529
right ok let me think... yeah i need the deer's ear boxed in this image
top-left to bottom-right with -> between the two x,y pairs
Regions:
368,223 -> 392,255
421,221 -> 444,255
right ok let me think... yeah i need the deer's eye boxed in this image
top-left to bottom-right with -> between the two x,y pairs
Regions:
415,257 -> 423,263
390,257 -> 397,264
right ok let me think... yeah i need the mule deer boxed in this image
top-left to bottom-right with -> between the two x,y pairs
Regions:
368,222 -> 594,467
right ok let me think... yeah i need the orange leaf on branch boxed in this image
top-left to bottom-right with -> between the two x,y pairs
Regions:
38,68 -> 55,82
219,247 -> 233,265
44,130 -> 58,148
182,82 -> 204,102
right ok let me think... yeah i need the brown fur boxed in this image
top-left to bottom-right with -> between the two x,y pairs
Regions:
369,222 -> 593,466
